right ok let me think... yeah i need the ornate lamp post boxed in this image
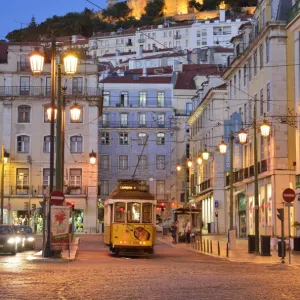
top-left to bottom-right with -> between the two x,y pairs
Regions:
30,36 -> 79,257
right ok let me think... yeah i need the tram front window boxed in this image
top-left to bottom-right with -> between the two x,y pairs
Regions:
115,202 -> 126,222
127,203 -> 141,223
142,203 -> 152,223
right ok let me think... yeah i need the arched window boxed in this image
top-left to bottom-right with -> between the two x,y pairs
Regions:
156,133 -> 165,145
70,136 -> 83,153
138,133 -> 147,145
18,105 -> 31,123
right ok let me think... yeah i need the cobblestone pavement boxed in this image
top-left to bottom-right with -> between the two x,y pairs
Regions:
1,235 -> 300,300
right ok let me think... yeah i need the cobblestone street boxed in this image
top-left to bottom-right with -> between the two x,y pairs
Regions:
1,235 -> 300,300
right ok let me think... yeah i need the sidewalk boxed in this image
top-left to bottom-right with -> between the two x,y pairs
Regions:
158,234 -> 300,266
27,237 -> 80,262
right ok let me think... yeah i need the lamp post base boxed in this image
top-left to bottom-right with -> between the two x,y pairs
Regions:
43,246 -> 52,258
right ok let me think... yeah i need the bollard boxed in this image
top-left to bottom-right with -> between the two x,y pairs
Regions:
207,239 -> 209,253
201,240 -> 203,251
210,240 -> 212,254
218,241 -> 220,256
203,239 -> 206,252
226,242 -> 229,257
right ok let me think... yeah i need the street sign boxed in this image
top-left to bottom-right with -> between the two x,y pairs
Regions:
285,203 -> 294,207
214,200 -> 219,208
282,188 -> 296,203
50,190 -> 65,206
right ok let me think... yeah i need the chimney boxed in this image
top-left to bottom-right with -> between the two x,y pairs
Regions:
219,9 -> 225,22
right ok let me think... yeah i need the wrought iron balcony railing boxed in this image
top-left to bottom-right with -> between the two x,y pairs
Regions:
98,120 -> 172,129
0,86 -> 102,97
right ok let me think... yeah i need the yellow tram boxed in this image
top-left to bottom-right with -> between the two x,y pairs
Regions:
104,180 -> 157,255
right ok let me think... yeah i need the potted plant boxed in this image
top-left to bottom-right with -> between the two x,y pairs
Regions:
292,221 -> 300,251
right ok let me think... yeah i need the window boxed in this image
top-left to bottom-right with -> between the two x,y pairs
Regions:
70,169 -> 82,188
70,136 -> 83,153
238,70 -> 241,90
262,8 -> 266,26
197,40 -> 201,46
100,155 -> 109,170
100,180 -> 109,197
244,103 -> 247,123
260,88 -> 264,116
259,44 -> 263,69
70,105 -> 83,123
120,113 -> 128,127
202,39 -> 207,46
120,92 -> 128,106
16,168 -> 29,187
234,75 -> 236,95
18,105 -> 30,123
119,132 -> 128,145
119,155 -> 128,170
142,203 -> 152,223
100,132 -> 110,145
17,135 -> 30,153
197,30 -> 200,37
102,113 -> 109,127
43,136 -> 56,153
266,38 -> 270,64
42,169 -> 53,187
249,99 -> 252,121
186,143 -> 190,157
139,92 -> 147,106
164,31 -> 167,38
229,80 -> 232,98
202,29 -> 207,36
138,155 -> 147,169
156,180 -> 165,196
248,57 -> 252,81
156,133 -> 165,145
115,202 -> 126,222
46,77 -> 51,96
157,92 -> 165,107
103,92 -> 110,106
72,77 -> 83,95
20,76 -> 30,95
139,113 -> 146,126
127,202 -> 141,223
254,50 -> 257,75
243,64 -> 247,86
156,155 -> 165,170
267,83 -> 271,112
138,133 -> 147,145
157,113 -> 165,126
186,103 -> 193,115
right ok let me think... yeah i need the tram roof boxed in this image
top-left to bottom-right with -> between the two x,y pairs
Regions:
107,187 -> 155,201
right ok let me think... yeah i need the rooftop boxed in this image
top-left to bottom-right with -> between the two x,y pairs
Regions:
100,76 -> 173,84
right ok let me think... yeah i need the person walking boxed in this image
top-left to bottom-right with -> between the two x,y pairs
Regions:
171,221 -> 178,244
185,220 -> 191,243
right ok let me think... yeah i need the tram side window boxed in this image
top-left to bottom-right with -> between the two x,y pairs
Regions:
115,202 -> 126,222
127,202 -> 141,223
142,203 -> 152,223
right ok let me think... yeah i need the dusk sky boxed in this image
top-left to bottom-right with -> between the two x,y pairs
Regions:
0,0 -> 106,40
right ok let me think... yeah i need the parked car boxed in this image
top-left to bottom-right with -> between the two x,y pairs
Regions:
0,225 -> 18,255
12,225 -> 25,252
18,226 -> 35,250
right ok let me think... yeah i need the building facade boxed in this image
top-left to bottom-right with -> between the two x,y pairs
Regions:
0,43 -> 100,233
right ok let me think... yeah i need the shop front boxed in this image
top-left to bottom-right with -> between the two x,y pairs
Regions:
237,193 -> 246,238
70,198 -> 86,233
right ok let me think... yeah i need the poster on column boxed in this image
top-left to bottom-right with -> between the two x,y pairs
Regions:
51,206 -> 70,249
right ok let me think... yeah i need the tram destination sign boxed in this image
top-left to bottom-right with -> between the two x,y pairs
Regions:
119,183 -> 148,192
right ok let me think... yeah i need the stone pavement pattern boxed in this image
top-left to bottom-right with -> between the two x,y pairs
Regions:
1,235 -> 300,300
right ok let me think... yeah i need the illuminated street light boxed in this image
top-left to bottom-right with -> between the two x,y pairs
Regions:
46,105 -> 57,121
218,140 -> 227,154
64,54 -> 78,76
202,148 -> 210,161
176,165 -> 182,171
70,104 -> 82,122
29,50 -> 44,75
187,160 -> 192,168
260,120 -> 271,138
89,150 -> 97,165
197,156 -> 203,165
238,129 -> 248,144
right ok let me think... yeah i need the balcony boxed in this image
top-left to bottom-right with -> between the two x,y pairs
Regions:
98,120 -> 172,129
138,38 -> 145,43
64,186 -> 87,196
287,0 -> 300,24
174,34 -> 181,40
0,86 -> 102,97
17,62 -> 31,72
200,179 -> 211,191
126,41 -> 133,46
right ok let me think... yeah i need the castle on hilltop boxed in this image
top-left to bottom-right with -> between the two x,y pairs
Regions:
107,0 -> 205,19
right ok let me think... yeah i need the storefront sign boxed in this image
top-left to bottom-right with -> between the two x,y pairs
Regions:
51,206 -> 70,248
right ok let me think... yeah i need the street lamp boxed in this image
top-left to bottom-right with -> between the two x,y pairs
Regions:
238,128 -> 248,144
202,148 -> 210,161
70,104 -> 82,122
260,120 -> 271,138
218,140 -> 227,155
30,35 -> 78,257
187,160 -> 193,168
0,146 -> 9,224
197,156 -> 203,165
89,150 -> 97,165
176,165 -> 182,171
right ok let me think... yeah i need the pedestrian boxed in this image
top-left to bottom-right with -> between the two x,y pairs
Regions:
185,220 -> 191,243
171,221 -> 178,244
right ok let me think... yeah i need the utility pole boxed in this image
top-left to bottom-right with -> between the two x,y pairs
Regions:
229,132 -> 234,230
253,100 -> 260,254
0,144 -> 4,224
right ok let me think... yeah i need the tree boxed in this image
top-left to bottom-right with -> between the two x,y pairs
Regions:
29,15 -> 37,28
188,0 -> 203,12
102,2 -> 132,21
144,0 -> 165,18
201,0 -> 222,11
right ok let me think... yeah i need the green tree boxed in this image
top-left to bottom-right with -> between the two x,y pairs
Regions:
102,2 -> 132,21
29,16 -> 37,28
201,0 -> 222,10
188,0 -> 203,12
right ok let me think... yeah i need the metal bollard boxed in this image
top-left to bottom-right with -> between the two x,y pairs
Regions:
218,241 -> 220,256
201,240 -> 203,251
207,239 -> 209,253
210,240 -> 212,254
203,239 -> 206,252
226,242 -> 229,257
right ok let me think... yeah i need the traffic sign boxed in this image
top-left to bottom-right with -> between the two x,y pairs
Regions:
50,190 -> 65,206
282,188 -> 296,203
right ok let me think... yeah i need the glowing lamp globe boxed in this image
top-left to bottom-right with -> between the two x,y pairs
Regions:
218,141 -> 227,154
70,104 -> 81,122
260,121 -> 271,138
197,156 -> 203,165
176,165 -> 182,171
64,54 -> 78,75
202,149 -> 210,161
46,106 -> 57,121
89,150 -> 97,165
30,50 -> 44,75
238,129 -> 247,144
187,160 -> 192,168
